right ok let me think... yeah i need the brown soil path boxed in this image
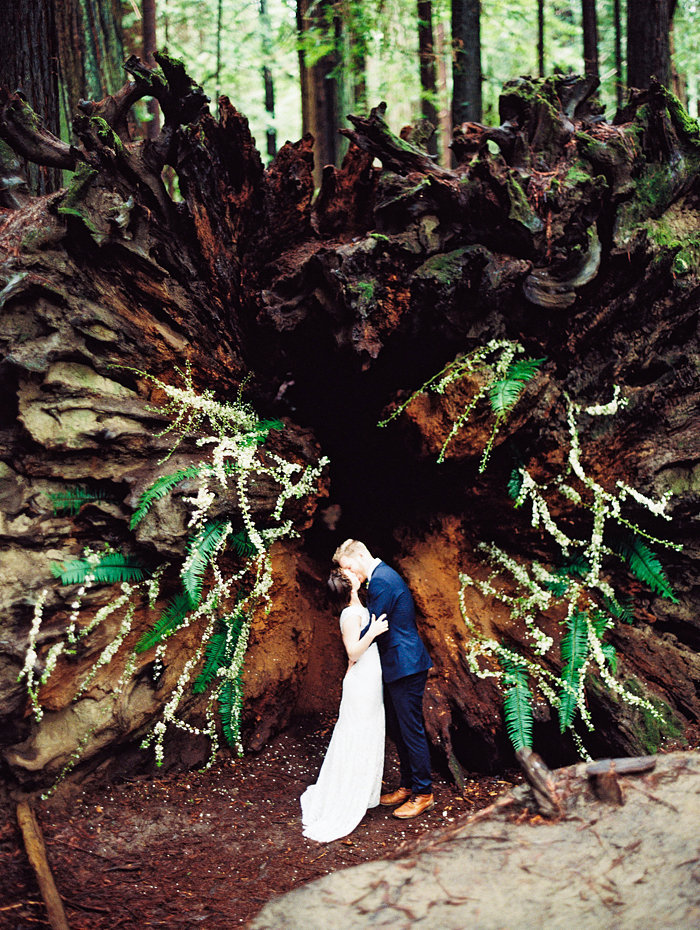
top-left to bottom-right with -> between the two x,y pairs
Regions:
1,716 -> 519,928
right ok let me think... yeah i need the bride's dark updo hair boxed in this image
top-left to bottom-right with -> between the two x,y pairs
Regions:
327,568 -> 352,608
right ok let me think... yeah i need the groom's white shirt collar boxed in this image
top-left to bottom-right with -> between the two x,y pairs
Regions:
366,557 -> 382,582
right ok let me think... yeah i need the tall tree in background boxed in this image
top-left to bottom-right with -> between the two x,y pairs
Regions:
142,0 -> 160,138
297,0 -> 342,183
581,0 -> 599,81
0,0 -> 123,193
537,0 -> 545,77
417,0 -> 439,157
260,0 -> 278,159
452,0 -> 482,125
627,0 -> 675,89
347,0 -> 369,114
614,0 -> 623,107
0,0 -> 61,192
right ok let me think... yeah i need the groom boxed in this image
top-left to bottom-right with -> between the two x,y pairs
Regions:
333,539 -> 434,819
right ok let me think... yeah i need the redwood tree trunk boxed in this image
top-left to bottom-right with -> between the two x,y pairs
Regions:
614,0 -> 623,107
0,0 -> 124,193
417,0 -> 439,157
260,0 -> 277,160
0,0 -> 62,193
297,0 -> 342,183
451,0 -> 482,125
142,0 -> 159,139
627,0 -> 674,89
581,0 -> 599,81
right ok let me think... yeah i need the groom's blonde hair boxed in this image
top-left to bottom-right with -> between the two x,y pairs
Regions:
333,538 -> 372,564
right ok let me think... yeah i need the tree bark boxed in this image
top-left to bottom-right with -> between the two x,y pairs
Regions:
614,0 -> 623,107
451,0 -> 482,125
417,0 -> 439,158
0,0 -> 62,193
581,0 -> 599,82
142,0 -> 160,139
297,0 -> 342,184
260,0 -> 277,160
627,0 -> 673,89
0,0 -> 124,193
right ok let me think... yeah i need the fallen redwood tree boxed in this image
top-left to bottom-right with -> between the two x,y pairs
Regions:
0,55 -> 698,793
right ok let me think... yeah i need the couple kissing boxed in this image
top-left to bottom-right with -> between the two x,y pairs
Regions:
300,539 -> 433,844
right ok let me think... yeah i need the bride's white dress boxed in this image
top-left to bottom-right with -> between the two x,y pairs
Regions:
300,605 -> 385,843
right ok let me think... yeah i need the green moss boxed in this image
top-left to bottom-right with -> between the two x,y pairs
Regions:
565,166 -> 591,185
353,280 -> 375,299
505,173 -> 543,234
617,163 -> 679,231
9,95 -> 43,133
622,677 -> 684,754
673,247 -> 700,275
659,86 -> 700,149
58,163 -> 98,207
56,164 -> 103,241
153,50 -> 188,81
414,248 -> 470,285
642,213 -> 700,275
90,116 -> 125,155
347,279 -> 377,316
0,138 -> 20,172
577,130 -> 639,170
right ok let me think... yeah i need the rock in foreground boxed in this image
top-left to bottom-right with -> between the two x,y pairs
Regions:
251,751 -> 700,929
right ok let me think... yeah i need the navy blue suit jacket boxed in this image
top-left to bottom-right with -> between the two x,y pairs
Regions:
366,561 -> 432,684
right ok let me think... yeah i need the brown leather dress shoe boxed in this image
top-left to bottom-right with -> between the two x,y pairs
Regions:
393,793 -> 435,819
380,786 -> 411,807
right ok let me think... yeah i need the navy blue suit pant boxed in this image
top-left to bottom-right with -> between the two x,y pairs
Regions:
384,670 -> 432,794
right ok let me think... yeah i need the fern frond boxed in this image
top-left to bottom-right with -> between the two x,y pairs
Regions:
558,610 -> 589,731
240,418 -> 284,447
193,613 -> 245,693
130,465 -> 206,529
545,555 -> 590,595
193,627 -> 229,693
601,593 -> 635,623
218,677 -> 244,748
507,468 -> 524,501
135,590 -> 193,653
50,486 -> 108,516
507,357 -> 547,382
51,552 -> 148,586
589,611 -> 618,675
501,658 -> 533,751
229,529 -> 257,558
488,357 -> 546,417
602,643 -> 617,674
489,378 -> 526,416
182,519 -> 231,605
609,531 -> 677,602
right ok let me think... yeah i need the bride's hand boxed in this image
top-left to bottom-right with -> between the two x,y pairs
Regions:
370,612 -> 388,637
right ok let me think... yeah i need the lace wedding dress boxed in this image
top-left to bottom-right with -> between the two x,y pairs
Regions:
300,606 -> 385,843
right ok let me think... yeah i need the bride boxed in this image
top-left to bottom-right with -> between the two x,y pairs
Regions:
300,567 -> 388,843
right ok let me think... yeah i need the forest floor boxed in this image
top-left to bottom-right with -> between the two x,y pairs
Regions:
1,715 -> 521,929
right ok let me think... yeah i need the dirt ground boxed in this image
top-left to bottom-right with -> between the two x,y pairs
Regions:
1,715 -> 520,929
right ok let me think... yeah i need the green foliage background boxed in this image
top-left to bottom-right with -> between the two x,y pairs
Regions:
121,0 -> 699,164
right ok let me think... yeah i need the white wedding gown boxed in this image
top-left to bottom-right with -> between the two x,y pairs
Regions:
300,606 -> 385,843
